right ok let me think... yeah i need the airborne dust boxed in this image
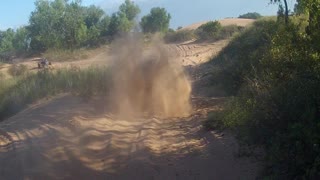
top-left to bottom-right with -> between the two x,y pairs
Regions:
109,35 -> 192,119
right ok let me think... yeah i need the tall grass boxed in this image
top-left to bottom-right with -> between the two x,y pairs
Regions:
0,66 -> 111,121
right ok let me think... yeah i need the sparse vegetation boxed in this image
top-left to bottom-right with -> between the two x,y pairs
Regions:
164,29 -> 195,43
8,64 -> 29,77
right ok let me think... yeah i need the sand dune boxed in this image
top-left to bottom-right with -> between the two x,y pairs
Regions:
181,18 -> 255,31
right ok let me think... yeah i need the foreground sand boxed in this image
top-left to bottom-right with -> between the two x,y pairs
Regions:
0,94 -> 261,179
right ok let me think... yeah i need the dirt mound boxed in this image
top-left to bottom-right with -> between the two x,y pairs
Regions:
109,35 -> 192,118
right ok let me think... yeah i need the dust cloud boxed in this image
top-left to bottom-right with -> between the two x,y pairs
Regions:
109,35 -> 192,119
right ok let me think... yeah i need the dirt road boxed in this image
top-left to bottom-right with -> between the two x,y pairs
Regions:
0,35 -> 261,179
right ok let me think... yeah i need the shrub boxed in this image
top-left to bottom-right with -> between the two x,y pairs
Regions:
164,29 -> 195,43
196,21 -> 222,40
195,21 -> 243,41
239,12 -> 262,19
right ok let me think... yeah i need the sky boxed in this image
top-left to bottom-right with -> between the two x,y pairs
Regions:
0,0 -> 297,30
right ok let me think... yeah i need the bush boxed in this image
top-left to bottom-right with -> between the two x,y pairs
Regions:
239,12 -> 262,19
164,29 -> 195,43
196,21 -> 222,40
195,21 -> 243,41
8,64 -> 28,77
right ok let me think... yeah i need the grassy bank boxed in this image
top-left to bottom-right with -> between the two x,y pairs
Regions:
0,66 -> 111,121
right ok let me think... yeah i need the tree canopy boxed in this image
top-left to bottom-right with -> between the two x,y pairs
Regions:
0,0 -> 174,56
140,7 -> 171,33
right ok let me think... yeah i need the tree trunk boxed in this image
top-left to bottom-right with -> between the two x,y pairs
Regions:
283,0 -> 289,24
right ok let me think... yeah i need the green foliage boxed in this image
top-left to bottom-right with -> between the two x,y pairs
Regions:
195,21 -> 242,41
99,16 -> 111,37
164,29 -> 195,43
84,5 -> 105,28
108,13 -> 131,37
63,1 -> 88,49
119,0 -> 141,21
28,0 -> 65,50
140,7 -> 171,33
1,0 -> 143,55
107,1 -> 140,38
205,13 -> 320,178
196,21 -> 222,40
0,66 -> 111,121
27,0 -> 133,51
238,12 -> 262,19
0,29 -> 15,53
12,27 -> 29,54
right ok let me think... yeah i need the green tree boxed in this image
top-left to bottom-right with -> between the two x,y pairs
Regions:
87,25 -> 101,46
271,0 -> 289,23
108,12 -> 132,37
28,0 -> 66,50
13,27 -> 29,54
63,1 -> 88,49
119,0 -> 140,21
99,16 -> 111,36
83,5 -> 105,28
0,29 -> 15,52
107,0 -> 140,38
140,7 -> 171,33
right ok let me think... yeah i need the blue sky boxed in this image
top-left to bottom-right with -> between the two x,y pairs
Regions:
0,0 -> 296,30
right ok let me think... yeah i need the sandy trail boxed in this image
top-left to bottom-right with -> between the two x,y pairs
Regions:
0,95 -> 260,180
0,35 -> 261,179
